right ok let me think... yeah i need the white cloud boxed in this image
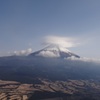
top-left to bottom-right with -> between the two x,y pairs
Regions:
13,48 -> 33,56
43,36 -> 78,48
0,48 -> 33,57
36,50 -> 60,58
66,56 -> 100,64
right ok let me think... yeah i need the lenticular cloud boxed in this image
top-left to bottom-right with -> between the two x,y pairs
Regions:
43,36 -> 77,48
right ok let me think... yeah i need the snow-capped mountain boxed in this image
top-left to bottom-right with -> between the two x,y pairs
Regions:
29,45 -> 80,58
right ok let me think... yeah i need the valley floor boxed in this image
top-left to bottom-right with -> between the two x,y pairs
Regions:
0,79 -> 100,100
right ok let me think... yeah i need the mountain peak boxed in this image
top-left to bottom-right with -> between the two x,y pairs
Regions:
29,45 -> 80,58
42,44 -> 70,52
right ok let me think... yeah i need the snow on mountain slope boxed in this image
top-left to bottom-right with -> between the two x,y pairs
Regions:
29,45 -> 80,58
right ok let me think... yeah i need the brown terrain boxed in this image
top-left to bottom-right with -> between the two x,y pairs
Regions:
0,79 -> 100,100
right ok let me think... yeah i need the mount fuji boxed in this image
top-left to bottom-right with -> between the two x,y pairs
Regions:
29,44 -> 80,58
0,44 -> 99,82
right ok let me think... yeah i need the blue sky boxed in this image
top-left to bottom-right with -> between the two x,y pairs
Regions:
0,0 -> 100,58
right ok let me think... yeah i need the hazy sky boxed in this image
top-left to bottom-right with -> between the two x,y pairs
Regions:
0,0 -> 100,58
